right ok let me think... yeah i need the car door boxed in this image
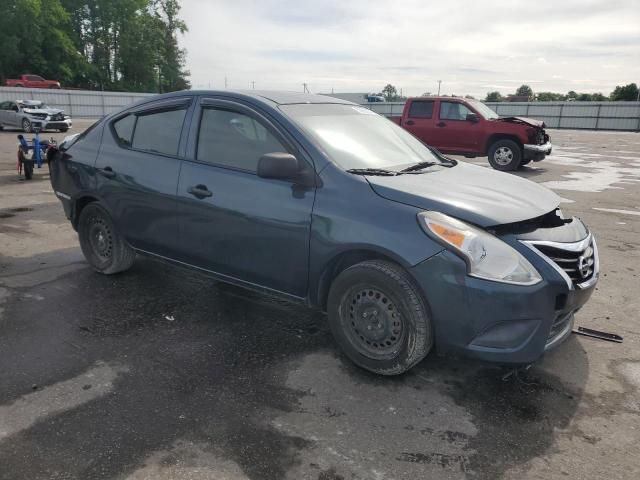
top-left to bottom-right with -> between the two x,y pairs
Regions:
7,102 -> 20,127
94,96 -> 194,257
433,100 -> 482,153
0,102 -> 8,125
401,100 -> 436,145
176,98 -> 315,297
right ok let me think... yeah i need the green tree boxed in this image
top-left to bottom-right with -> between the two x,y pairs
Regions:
485,91 -> 503,102
382,84 -> 398,101
567,90 -> 578,100
590,92 -> 608,101
536,92 -> 566,101
610,83 -> 639,101
515,84 -> 533,99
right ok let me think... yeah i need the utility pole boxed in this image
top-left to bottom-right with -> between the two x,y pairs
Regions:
302,83 -> 309,93
437,80 -> 442,96
251,81 -> 255,89
224,76 -> 228,89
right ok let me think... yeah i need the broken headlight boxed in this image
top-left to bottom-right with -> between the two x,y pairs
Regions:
418,211 -> 542,285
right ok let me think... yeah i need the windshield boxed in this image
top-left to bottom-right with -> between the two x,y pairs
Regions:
21,103 -> 48,110
467,99 -> 499,120
280,104 -> 442,170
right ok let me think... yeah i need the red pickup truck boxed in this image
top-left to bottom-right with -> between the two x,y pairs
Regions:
390,97 -> 552,171
4,74 -> 61,89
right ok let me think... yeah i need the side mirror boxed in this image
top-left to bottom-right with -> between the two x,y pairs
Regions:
257,152 -> 300,180
466,113 -> 479,123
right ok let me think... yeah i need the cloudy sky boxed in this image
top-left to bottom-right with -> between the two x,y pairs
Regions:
179,0 -> 640,97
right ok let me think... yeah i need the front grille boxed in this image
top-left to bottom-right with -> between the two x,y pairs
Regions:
525,235 -> 598,288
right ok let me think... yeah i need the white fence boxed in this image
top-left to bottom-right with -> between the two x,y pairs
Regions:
0,86 -> 152,118
2,86 -> 639,130
361,101 -> 640,131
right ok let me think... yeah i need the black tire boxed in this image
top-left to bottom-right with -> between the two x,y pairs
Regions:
78,203 -> 135,274
521,159 -> 532,166
22,118 -> 32,133
23,162 -> 33,180
327,260 -> 433,375
59,128 -> 68,132
488,139 -> 522,171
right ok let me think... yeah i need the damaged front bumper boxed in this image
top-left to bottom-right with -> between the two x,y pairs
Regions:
524,141 -> 552,161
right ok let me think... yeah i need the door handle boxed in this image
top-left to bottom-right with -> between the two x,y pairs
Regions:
436,122 -> 446,127
405,120 -> 415,125
98,166 -> 115,178
188,184 -> 213,199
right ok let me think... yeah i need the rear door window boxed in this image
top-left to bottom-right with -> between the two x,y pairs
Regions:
408,100 -> 434,118
196,108 -> 287,172
132,109 -> 187,156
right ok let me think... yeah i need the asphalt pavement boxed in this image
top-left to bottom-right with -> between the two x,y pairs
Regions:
0,120 -> 639,480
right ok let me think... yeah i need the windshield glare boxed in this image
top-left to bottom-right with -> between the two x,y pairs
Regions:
280,104 -> 442,170
467,99 -> 499,120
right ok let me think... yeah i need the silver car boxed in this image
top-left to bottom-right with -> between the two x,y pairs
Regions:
0,100 -> 73,133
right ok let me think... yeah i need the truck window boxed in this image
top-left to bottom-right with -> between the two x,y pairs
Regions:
197,108 -> 287,172
408,100 -> 434,119
439,102 -> 472,121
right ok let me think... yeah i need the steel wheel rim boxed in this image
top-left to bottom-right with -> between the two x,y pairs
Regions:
494,146 -> 513,165
88,216 -> 113,262
22,119 -> 31,133
341,286 -> 404,359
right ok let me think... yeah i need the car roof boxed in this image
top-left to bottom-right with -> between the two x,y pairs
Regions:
17,100 -> 43,105
166,89 -> 355,106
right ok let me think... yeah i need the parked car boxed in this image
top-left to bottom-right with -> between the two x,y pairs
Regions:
4,74 -> 61,89
47,91 -> 598,375
0,100 -> 72,133
390,96 -> 552,171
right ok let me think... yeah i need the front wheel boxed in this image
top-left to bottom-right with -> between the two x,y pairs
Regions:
488,139 -> 522,171
59,128 -> 68,132
78,203 -> 135,274
22,118 -> 32,133
327,260 -> 433,375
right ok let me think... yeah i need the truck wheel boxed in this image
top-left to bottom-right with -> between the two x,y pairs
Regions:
59,128 -> 68,133
22,118 -> 32,133
15,84 -> 24,88
488,139 -> 522,171
327,260 -> 433,375
78,203 -> 135,274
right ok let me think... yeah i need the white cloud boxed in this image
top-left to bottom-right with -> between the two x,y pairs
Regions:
178,0 -> 640,97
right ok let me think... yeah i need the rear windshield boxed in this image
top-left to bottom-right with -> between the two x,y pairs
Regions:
279,104 -> 442,170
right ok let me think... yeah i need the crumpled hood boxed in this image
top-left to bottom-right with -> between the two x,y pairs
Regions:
366,162 -> 560,227
493,116 -> 545,128
24,108 -> 65,116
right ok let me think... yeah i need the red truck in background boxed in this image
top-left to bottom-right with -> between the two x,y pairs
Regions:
390,97 -> 552,171
4,74 -> 61,89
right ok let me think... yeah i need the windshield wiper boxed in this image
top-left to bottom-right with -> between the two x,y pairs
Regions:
346,168 -> 398,176
399,161 -> 439,173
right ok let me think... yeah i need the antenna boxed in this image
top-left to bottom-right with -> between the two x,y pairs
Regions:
437,80 -> 442,96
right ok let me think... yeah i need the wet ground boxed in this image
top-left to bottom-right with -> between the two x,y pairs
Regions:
1,121 -> 639,479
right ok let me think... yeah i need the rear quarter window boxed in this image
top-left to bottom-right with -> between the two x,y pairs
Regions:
113,114 -> 136,146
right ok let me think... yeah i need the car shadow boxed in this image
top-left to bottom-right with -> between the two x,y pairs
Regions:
0,253 -> 589,480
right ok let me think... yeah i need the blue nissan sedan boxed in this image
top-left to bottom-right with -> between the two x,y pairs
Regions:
48,91 -> 598,375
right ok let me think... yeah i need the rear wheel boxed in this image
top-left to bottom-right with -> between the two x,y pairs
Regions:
22,118 -> 32,133
327,260 -> 433,375
78,203 -> 135,274
488,139 -> 522,171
